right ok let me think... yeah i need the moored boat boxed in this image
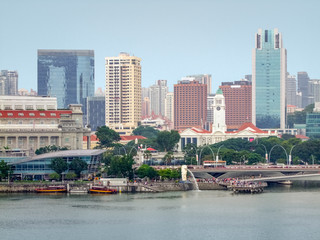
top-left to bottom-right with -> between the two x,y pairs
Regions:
89,186 -> 117,194
35,185 -> 67,193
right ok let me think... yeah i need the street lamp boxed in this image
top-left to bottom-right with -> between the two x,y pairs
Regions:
216,145 -> 224,162
288,145 -> 297,166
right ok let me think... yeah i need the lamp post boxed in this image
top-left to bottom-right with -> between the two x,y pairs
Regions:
260,144 -> 268,163
288,145 -> 296,166
216,145 -> 224,162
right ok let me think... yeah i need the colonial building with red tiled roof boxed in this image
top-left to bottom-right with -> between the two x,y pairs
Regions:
0,104 -> 91,155
83,134 -> 147,149
178,89 -> 279,150
179,122 -> 279,151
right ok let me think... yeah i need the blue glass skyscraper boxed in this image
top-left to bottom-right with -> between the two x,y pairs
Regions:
252,29 -> 286,129
37,50 -> 94,123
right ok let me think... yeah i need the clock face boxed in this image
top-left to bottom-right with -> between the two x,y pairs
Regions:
216,106 -> 221,111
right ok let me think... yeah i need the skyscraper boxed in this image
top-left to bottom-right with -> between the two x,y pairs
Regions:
186,74 -> 212,95
297,72 -> 310,108
150,80 -> 168,116
174,80 -> 207,130
286,73 -> 298,107
105,52 -> 141,135
220,80 -> 252,130
164,92 -> 174,124
37,49 -> 95,123
0,70 -> 18,95
87,96 -> 105,131
252,29 -> 287,129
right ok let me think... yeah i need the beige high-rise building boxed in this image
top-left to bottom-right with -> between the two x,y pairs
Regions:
105,52 -> 141,135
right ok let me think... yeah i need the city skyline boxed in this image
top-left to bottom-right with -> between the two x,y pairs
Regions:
1,0 -> 320,92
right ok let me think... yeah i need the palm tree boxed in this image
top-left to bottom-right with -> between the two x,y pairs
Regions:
143,150 -> 152,164
163,151 -> 174,166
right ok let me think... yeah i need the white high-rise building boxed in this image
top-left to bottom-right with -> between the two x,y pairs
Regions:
165,92 -> 174,123
0,70 -> 18,96
149,80 -> 168,116
286,73 -> 297,106
105,52 -> 141,135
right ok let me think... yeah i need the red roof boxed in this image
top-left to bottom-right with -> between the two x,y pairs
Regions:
146,147 -> 157,151
295,135 -> 309,139
0,110 -> 72,119
120,135 -> 147,141
82,135 -> 99,141
191,127 -> 211,134
236,122 -> 268,134
83,135 -> 147,142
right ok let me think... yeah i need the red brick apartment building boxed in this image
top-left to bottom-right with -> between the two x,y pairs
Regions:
220,80 -> 252,130
174,80 -> 207,131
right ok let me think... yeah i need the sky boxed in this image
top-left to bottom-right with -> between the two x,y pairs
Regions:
1,0 -> 320,93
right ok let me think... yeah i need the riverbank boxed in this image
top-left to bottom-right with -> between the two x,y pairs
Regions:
0,181 -> 225,193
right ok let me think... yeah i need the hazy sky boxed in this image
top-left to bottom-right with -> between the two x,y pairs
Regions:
1,0 -> 320,92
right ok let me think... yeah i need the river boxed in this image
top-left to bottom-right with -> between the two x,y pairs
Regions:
1,181 -> 320,240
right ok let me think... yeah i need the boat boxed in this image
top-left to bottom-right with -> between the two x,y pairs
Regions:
89,186 -> 117,194
35,185 -> 67,193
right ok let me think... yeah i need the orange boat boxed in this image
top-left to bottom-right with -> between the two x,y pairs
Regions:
35,185 -> 67,193
89,186 -> 117,194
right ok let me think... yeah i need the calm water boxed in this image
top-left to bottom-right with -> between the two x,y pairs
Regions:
1,182 -> 320,240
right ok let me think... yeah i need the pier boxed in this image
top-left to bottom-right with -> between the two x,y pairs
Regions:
225,182 -> 268,193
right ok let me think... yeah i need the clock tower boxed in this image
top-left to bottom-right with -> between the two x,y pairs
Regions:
212,88 -> 227,133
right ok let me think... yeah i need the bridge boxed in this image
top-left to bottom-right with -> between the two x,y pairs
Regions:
190,165 -> 320,182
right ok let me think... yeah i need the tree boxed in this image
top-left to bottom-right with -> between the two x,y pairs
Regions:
137,164 -> 158,179
163,151 -> 174,165
69,158 -> 88,177
0,160 -> 11,181
96,126 -> 121,148
35,145 -> 68,155
143,150 -> 152,161
132,126 -> 159,139
107,155 -> 135,179
156,130 -> 180,152
49,173 -> 60,180
49,158 -> 68,176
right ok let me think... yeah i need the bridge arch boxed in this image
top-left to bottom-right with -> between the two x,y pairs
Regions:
268,144 -> 288,164
199,145 -> 215,165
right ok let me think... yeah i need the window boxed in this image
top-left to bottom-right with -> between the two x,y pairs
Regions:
29,113 -> 35,116
8,113 -> 13,116
18,113 -> 24,116
50,113 -> 56,116
40,113 -> 45,116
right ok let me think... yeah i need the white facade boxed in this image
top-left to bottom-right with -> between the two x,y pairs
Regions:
212,89 -> 226,133
149,80 -> 168,116
165,92 -> 174,123
0,96 -> 57,110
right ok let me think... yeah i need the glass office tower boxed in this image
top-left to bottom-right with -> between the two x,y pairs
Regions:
38,50 -> 94,123
252,29 -> 287,129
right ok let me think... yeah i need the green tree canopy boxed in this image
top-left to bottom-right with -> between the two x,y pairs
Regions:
156,130 -> 180,152
107,155 -> 134,179
137,164 -> 158,179
96,126 -> 121,148
69,158 -> 88,177
49,158 -> 68,176
0,160 -> 12,180
35,145 -> 68,155
132,126 -> 159,139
